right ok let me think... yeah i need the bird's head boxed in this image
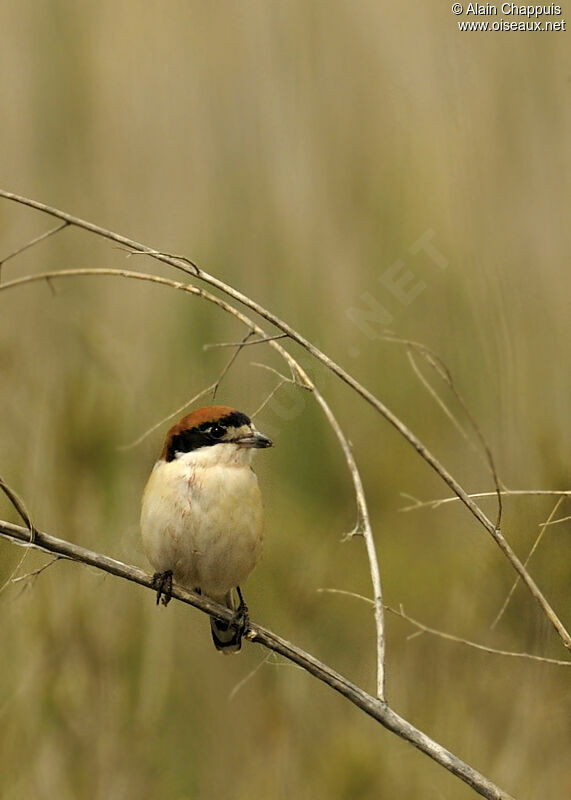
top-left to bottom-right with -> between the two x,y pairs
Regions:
161,406 -> 273,463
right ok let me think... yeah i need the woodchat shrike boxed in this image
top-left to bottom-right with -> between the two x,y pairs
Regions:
140,406 -> 272,653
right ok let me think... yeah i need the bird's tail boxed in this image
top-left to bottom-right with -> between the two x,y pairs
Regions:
210,589 -> 247,654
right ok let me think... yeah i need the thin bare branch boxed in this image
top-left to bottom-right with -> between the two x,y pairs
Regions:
118,383 -> 218,450
0,476 -> 35,533
490,498 -> 564,630
398,486 -> 570,647
539,514 -> 571,527
281,358 -> 386,697
392,604 -> 571,666
120,246 -> 201,277
211,330 -> 255,400
120,332 -> 265,449
406,350 -> 485,463
228,653 -> 273,702
11,556 -> 62,584
249,368 -> 296,419
0,476 -> 36,595
204,333 -> 289,349
251,360 -> 310,390
251,381 -> 289,418
228,652 -> 306,702
0,221 -> 69,276
318,589 -> 571,668
389,336 -> 503,528
400,489 -> 571,512
0,518 -> 515,800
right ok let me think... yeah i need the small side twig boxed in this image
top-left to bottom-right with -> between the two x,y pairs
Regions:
120,331 -> 275,449
0,476 -> 35,533
0,476 -> 37,595
118,383 -> 218,450
11,556 -> 62,585
249,363 -> 299,418
204,333 -> 289,349
0,221 -> 69,279
399,489 -> 571,513
490,498 -> 564,630
539,514 -> 571,527
318,589 -> 571,667
386,335 -> 503,529
211,330 -> 255,399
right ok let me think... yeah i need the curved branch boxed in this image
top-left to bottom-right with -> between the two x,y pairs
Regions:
0,189 -> 567,652
0,265 -> 387,697
0,519 -> 514,800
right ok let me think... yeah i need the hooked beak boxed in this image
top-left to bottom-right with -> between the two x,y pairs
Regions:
234,429 -> 273,449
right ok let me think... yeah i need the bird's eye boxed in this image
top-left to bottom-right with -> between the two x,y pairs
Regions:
208,424 -> 226,439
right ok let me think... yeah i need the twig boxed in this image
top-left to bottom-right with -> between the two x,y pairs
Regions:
400,489 -> 571,512
490,498 -> 564,630
119,332 -> 265,449
539,514 -> 571,527
211,330 -> 255,400
0,220 -> 69,277
251,358 -> 387,697
10,557 -> 61,584
398,485 -> 570,647
249,364 -> 298,418
406,350 -> 482,459
392,336 -> 503,529
0,475 -> 35,533
393,604 -> 570,666
318,589 -> 571,667
0,518 -> 515,800
0,476 -> 36,595
251,360 -> 307,388
118,383 -> 218,450
204,333 -> 289,349
228,653 -> 274,702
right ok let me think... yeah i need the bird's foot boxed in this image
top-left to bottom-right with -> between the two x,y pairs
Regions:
151,570 -> 173,606
232,587 -> 249,638
230,605 -> 249,639
210,588 -> 250,652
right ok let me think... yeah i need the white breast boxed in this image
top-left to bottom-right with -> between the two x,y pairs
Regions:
140,444 -> 264,600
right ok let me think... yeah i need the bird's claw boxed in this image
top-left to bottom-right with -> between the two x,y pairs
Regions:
152,570 -> 173,606
231,603 -> 249,639
232,587 -> 249,637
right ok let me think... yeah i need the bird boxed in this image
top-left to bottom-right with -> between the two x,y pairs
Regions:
140,405 -> 272,653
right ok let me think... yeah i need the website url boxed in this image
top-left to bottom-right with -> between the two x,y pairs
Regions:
458,18 -> 566,29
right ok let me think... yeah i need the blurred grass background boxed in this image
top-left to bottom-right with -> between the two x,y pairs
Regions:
1,2 -> 570,798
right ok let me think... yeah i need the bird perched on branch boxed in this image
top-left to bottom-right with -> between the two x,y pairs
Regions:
140,405 -> 272,653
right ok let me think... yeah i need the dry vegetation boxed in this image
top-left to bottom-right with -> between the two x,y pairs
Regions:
1,3 -> 570,799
